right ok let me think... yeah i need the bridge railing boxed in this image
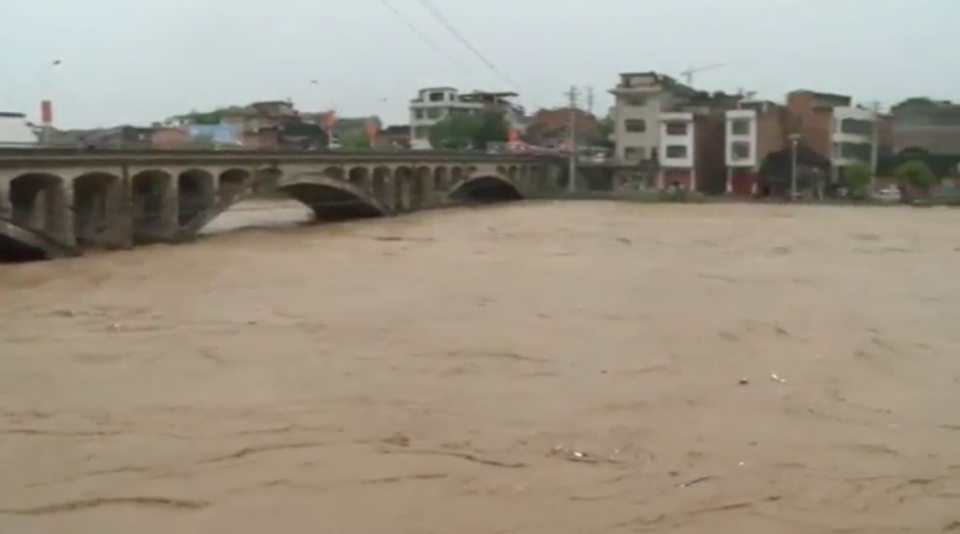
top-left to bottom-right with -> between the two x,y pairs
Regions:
0,146 -> 563,161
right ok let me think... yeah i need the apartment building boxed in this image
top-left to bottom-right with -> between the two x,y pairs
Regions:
408,87 -> 525,149
724,101 -> 788,195
786,90 -> 880,180
608,72 -> 698,164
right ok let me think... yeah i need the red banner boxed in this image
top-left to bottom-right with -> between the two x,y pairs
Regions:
40,100 -> 53,124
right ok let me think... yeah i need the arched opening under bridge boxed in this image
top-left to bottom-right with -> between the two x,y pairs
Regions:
448,174 -> 524,204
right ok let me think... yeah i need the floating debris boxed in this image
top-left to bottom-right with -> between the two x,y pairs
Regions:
679,475 -> 714,488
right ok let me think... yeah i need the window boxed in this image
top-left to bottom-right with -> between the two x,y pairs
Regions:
425,108 -> 444,119
621,95 -> 647,107
624,146 -> 645,161
665,145 -> 688,158
731,141 -> 751,161
414,110 -> 425,120
665,122 -> 688,136
730,119 -> 751,135
624,119 -> 646,133
839,118 -> 872,136
428,92 -> 444,102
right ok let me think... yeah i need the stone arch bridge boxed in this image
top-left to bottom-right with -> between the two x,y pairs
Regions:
0,149 -> 563,261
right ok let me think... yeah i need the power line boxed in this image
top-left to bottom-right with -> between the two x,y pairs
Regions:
375,0 -> 466,71
412,0 -> 518,89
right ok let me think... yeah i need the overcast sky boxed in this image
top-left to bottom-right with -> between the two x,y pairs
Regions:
0,0 -> 955,128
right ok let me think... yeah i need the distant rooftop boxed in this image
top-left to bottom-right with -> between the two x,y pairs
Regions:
459,91 -> 519,101
789,89 -> 852,105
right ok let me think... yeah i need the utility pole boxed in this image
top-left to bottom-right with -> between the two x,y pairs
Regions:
789,133 -> 801,201
564,86 -> 580,193
868,101 -> 882,192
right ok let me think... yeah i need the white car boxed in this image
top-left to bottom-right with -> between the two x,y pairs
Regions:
873,186 -> 901,202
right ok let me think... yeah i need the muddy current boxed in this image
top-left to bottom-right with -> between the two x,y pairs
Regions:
1,200 -> 959,533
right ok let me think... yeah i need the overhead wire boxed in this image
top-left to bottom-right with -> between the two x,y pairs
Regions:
374,0 -> 472,74
412,0 -> 519,90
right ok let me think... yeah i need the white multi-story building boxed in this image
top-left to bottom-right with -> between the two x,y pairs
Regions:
725,108 -> 758,169
0,111 -> 38,147
408,88 -> 525,149
659,112 -> 695,167
658,111 -> 699,189
608,72 -> 697,164
830,106 -> 877,167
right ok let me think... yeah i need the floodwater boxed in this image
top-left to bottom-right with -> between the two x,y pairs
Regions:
1,200 -> 960,533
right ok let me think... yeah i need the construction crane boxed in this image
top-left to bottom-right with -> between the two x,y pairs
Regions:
680,64 -> 723,86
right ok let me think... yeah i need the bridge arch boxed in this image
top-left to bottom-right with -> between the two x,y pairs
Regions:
131,170 -> 174,242
178,169 -> 215,226
1,172 -> 74,261
448,172 -> 524,204
348,166 -> 370,191
73,171 -> 121,245
9,173 -> 69,234
277,172 -> 389,221
219,168 -> 251,200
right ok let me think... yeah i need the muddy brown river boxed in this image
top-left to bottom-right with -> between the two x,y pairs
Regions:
2,200 -> 959,533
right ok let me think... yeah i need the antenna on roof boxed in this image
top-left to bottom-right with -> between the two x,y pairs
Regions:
586,86 -> 595,114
